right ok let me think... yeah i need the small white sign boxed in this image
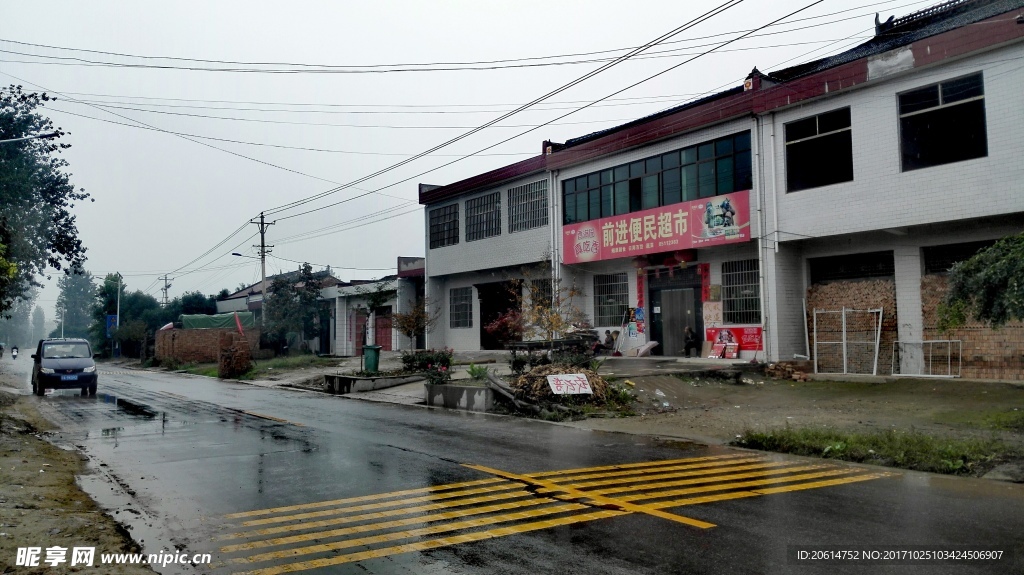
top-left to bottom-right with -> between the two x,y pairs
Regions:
653,306 -> 661,314
546,374 -> 593,395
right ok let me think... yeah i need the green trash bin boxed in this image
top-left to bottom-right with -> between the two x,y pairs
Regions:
363,345 -> 383,373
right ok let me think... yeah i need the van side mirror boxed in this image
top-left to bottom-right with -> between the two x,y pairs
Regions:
31,354 -> 37,359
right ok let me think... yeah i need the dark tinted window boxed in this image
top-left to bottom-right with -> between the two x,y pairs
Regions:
900,73 -> 987,171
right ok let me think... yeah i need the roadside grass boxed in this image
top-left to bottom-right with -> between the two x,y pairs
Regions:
179,354 -> 342,379
733,426 -> 1020,477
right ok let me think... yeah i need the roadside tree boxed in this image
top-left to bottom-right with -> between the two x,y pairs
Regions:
939,231 -> 1024,329
0,85 -> 90,315
264,263 -> 324,353
52,270 -> 95,338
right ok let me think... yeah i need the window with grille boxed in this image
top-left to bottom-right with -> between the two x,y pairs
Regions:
508,180 -> 548,233
449,287 -> 472,328
785,107 -> 853,192
722,259 -> 761,324
465,192 -> 501,241
529,278 -> 553,309
899,72 -> 987,171
594,273 -> 629,325
429,204 -> 459,249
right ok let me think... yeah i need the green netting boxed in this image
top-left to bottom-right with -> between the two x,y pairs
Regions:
181,312 -> 255,330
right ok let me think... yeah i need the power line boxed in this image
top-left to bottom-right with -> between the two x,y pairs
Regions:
269,254 -> 396,272
262,0 -> 750,219
0,1 -> 925,73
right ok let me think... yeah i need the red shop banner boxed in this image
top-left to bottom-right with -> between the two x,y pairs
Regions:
562,190 -> 751,264
705,327 -> 763,351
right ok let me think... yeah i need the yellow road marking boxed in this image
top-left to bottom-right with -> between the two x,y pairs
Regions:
752,473 -> 887,495
223,489 -> 537,540
544,464 -> 826,498
237,410 -> 303,427
233,510 -> 624,575
240,482 -> 524,526
629,469 -> 860,504
225,477 -> 505,518
556,461 -> 798,489
464,463 -> 716,529
539,456 -> 771,483
526,454 -> 747,478
233,503 -> 589,564
221,496 -> 556,552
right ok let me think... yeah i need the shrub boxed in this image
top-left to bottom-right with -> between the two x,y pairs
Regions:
401,348 -> 453,372
467,364 -> 489,380
423,365 -> 451,385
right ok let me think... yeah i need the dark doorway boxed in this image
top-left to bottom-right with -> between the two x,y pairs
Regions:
648,267 -> 703,356
318,304 -> 332,355
476,281 -> 519,351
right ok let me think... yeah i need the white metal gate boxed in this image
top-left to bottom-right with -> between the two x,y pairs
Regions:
891,340 -> 962,378
813,308 -> 883,375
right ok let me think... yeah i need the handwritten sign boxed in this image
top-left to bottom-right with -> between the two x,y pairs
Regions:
546,374 -> 593,395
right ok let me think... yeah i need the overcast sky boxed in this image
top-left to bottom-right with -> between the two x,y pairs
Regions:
2,0 -> 937,322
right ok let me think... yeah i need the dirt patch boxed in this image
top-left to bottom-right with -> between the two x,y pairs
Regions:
0,373 -> 152,574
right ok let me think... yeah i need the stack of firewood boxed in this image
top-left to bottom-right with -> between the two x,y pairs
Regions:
765,361 -> 812,382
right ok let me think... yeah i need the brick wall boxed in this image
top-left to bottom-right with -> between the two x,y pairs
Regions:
806,279 -> 898,375
921,274 -> 1024,381
155,328 -> 260,364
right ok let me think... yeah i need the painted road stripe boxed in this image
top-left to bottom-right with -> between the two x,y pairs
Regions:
555,461 -> 799,490
644,474 -> 883,510
622,469 -> 860,503
239,482 -> 524,526
526,454 -> 747,478
232,510 -> 624,575
464,464 -> 716,529
232,503 -> 589,564
225,477 -> 506,519
539,456 -> 772,483
221,497 -> 557,553
223,489 -> 538,540
752,473 -> 888,495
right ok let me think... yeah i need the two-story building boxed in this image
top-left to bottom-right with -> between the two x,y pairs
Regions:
420,0 -> 1024,379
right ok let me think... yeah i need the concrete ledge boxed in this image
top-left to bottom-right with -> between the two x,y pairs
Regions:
423,382 -> 493,412
324,374 -> 425,394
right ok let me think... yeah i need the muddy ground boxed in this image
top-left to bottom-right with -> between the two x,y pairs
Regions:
0,370 -> 152,574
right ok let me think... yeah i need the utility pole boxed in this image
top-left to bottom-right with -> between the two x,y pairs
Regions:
250,212 -> 274,325
115,272 -> 122,358
159,275 -> 174,306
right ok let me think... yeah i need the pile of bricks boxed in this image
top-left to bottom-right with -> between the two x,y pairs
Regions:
806,279 -> 899,375
766,361 -> 812,381
156,328 -> 261,364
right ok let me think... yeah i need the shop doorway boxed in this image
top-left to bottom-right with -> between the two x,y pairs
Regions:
476,281 -> 519,351
648,268 -> 703,356
374,306 -> 393,351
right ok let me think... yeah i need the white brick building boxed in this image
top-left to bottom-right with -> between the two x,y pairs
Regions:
420,0 -> 1024,377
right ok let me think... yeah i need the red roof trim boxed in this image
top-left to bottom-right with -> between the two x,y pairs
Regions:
418,155 -> 546,205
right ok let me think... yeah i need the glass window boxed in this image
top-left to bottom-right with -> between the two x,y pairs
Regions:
601,169 -> 613,185
645,157 -> 662,174
429,204 -> 459,249
508,180 -> 548,233
698,162 -> 715,198
563,191 -> 576,224
575,176 -> 588,191
716,157 -> 733,195
681,164 -> 698,202
698,142 -> 714,160
629,161 -> 644,179
587,173 -> 600,189
785,106 -> 854,192
575,193 -> 589,223
662,151 -> 680,169
662,167 -> 681,205
722,260 -> 761,324
614,181 -> 629,215
589,189 -> 601,222
899,73 -> 986,171
614,165 -> 629,182
641,175 -> 659,210
449,287 -> 473,328
734,131 -> 751,152
628,179 -> 643,212
715,138 -> 733,156
682,147 -> 697,165
465,192 -> 501,242
594,273 -> 629,325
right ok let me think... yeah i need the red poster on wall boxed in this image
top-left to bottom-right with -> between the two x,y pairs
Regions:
705,327 -> 763,351
561,190 -> 751,264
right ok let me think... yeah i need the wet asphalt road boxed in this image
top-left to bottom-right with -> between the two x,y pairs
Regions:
9,363 -> 1024,575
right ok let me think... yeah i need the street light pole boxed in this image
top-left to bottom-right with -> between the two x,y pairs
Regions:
0,132 -> 59,144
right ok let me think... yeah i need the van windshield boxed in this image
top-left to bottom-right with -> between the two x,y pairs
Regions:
42,343 -> 92,359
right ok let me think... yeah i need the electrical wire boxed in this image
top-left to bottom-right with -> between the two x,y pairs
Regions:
261,0 -> 750,218
269,254 -> 395,271
0,0 -> 927,73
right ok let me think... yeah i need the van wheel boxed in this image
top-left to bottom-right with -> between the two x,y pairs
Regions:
88,383 -> 97,396
33,382 -> 44,397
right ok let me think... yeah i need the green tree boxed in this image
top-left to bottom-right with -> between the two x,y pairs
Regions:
52,270 -> 95,338
89,274 -> 162,357
939,232 -> 1024,329
0,85 -> 91,315
0,289 -> 36,347
264,264 -> 324,352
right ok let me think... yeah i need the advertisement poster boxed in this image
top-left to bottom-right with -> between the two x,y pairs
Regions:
705,327 -> 763,351
703,302 -> 723,327
562,190 -> 751,264
635,306 -> 645,334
